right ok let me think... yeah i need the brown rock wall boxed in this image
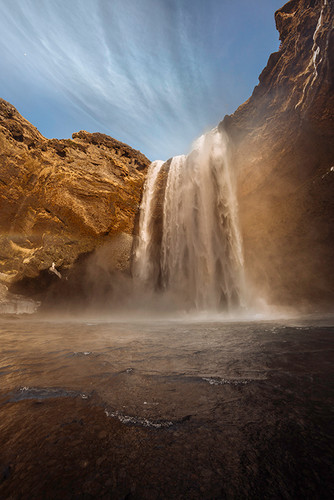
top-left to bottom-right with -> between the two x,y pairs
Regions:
221,0 -> 334,308
0,98 -> 150,295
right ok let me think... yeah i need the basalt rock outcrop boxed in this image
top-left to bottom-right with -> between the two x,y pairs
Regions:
0,98 -> 149,307
220,0 -> 334,309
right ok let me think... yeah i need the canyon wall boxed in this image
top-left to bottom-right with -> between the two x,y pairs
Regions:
221,0 -> 334,309
0,98 -> 149,307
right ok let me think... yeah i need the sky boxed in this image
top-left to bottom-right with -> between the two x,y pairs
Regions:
0,0 -> 283,161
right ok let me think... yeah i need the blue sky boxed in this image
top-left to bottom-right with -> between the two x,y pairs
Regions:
0,0 -> 283,160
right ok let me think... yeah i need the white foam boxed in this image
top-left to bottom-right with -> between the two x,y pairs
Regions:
104,409 -> 173,428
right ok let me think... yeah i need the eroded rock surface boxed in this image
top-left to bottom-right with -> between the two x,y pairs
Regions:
221,0 -> 334,308
0,98 -> 149,305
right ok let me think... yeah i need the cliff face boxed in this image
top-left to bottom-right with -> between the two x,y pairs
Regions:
221,0 -> 334,309
0,98 -> 149,306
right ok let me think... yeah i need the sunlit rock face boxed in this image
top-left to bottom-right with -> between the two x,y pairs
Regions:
221,0 -> 334,309
0,98 -> 150,301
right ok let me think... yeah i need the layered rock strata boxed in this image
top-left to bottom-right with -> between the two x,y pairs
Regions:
0,98 -> 149,306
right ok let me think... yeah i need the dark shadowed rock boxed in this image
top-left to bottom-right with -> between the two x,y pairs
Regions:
220,0 -> 334,309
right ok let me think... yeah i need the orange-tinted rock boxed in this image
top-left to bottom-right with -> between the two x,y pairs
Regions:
0,99 -> 150,295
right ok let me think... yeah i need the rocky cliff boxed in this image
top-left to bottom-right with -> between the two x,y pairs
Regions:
0,98 -> 149,309
221,0 -> 334,309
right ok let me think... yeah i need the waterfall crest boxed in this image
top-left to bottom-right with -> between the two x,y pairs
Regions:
134,128 -> 245,312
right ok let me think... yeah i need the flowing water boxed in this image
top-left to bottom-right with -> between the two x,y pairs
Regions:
0,315 -> 333,499
134,160 -> 165,285
134,129 -> 245,312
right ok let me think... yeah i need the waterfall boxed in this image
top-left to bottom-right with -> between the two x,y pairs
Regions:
134,160 -> 164,284
134,128 -> 245,312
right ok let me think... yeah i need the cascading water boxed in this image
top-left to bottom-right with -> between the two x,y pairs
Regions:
134,128 -> 246,312
134,160 -> 164,284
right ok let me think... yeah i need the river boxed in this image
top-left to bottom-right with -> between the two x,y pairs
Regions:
0,314 -> 333,498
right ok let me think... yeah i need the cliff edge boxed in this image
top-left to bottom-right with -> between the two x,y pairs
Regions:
221,0 -> 334,309
0,98 -> 149,308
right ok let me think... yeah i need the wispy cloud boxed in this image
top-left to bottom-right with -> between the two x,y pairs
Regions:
0,0 -> 281,160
